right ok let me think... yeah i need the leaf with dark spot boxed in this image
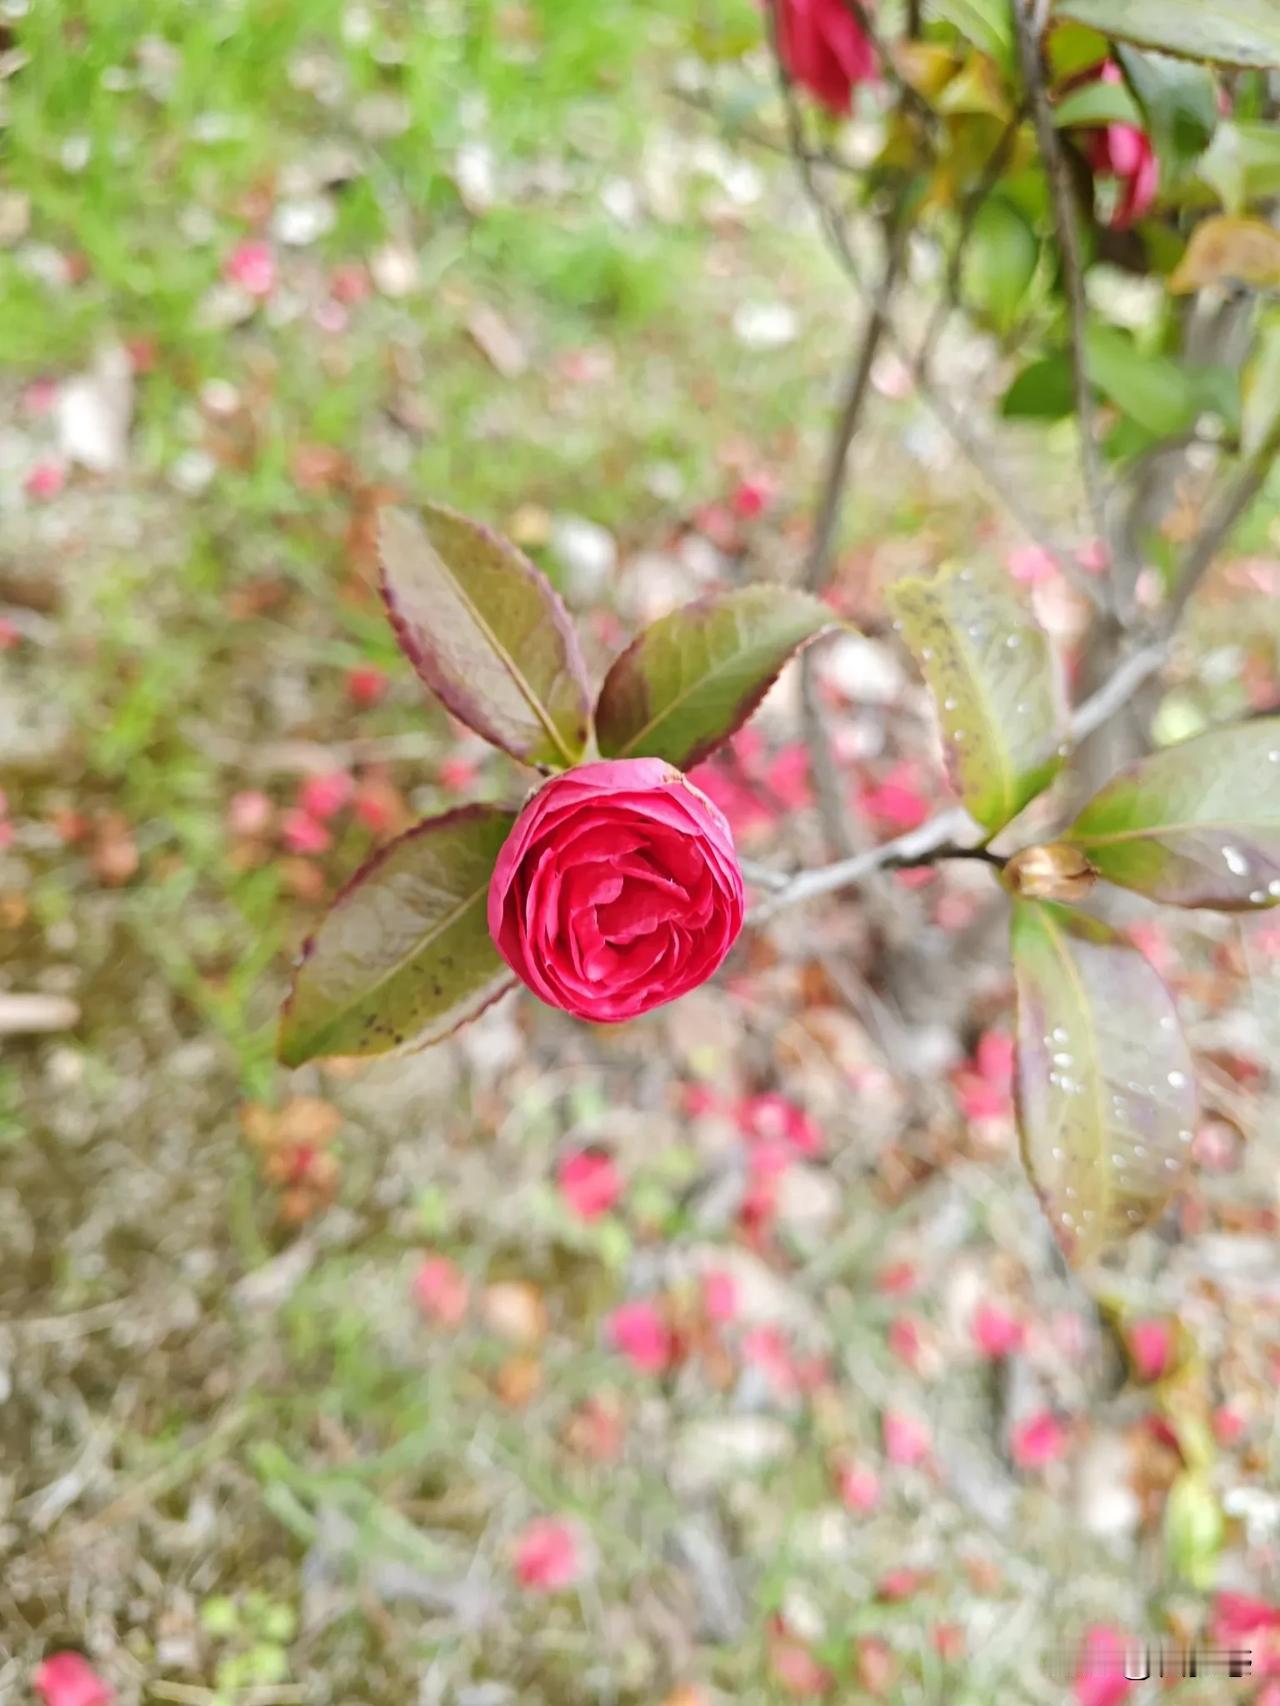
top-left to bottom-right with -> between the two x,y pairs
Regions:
279,805 -> 516,1066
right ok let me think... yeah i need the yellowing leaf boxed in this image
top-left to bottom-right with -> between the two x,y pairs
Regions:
1170,216 -> 1280,293
887,562 -> 1064,833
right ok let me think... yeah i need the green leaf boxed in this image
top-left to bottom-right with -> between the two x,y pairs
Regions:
1052,80 -> 1143,131
1118,46 -> 1219,174
1164,1471 -> 1224,1590
1047,20 -> 1109,81
1065,718 -> 1280,909
1011,900 -> 1196,1266
886,561 -> 1064,832
1056,0 -> 1280,68
1085,325 -> 1199,439
278,806 -> 517,1066
1198,121 -> 1280,213
380,504 -> 591,770
1243,312 -> 1280,455
926,0 -> 1015,71
594,586 -> 837,770
1001,352 -> 1074,419
962,199 -> 1039,334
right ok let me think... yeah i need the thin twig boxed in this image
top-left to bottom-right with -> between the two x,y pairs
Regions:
753,639 -> 1170,916
1012,1 -> 1111,585
765,32 -> 1102,607
799,216 -> 911,856
804,217 -> 911,593
669,85 -> 866,179
1164,422 -> 1280,629
916,108 -> 1024,371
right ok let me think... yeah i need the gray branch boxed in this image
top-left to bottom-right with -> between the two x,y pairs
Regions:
1012,0 -> 1111,594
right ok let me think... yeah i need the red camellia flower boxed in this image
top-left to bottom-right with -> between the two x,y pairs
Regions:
1082,63 -> 1158,229
776,0 -> 877,115
488,759 -> 745,1023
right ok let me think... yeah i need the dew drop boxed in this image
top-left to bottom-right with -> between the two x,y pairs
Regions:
1061,1212 -> 1073,1227
1005,634 -> 1019,649
1270,880 -> 1280,897
1051,1145 -> 1064,1160
1052,1027 -> 1069,1044
943,697 -> 958,711
921,646 -> 934,660
1178,1128 -> 1193,1143
1167,1070 -> 1188,1090
1159,1015 -> 1174,1031
1052,1051 -> 1073,1067
1222,845 -> 1248,876
1127,1209 -> 1141,1223
1250,890 -> 1266,904
1111,1153 -> 1124,1167
1270,750 -> 1280,763
1164,1158 -> 1178,1171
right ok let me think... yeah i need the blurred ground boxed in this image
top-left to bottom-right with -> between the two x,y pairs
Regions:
2,3 -> 1279,1703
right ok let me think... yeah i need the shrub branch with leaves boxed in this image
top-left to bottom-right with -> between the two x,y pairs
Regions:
281,0 -> 1280,1274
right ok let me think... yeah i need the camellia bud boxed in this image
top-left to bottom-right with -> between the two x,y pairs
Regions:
1002,842 -> 1097,903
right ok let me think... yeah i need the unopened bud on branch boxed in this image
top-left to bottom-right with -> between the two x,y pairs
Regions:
1002,842 -> 1097,903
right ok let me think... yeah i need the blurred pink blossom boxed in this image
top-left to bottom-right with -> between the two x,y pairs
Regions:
607,1300 -> 672,1374
557,1150 -> 621,1221
225,239 -> 276,297
33,1655 -> 113,1706
513,1516 -> 583,1592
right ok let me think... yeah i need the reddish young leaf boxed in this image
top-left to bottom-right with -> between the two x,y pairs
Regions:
1065,718 -> 1280,910
380,503 -> 591,769
279,805 -> 516,1065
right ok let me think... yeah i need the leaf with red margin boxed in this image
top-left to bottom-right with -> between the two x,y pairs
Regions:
279,805 -> 516,1066
1065,718 -> 1280,909
380,504 -> 591,770
595,586 -> 838,770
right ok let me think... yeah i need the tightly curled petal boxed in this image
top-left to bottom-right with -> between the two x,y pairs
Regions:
488,758 -> 745,1023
